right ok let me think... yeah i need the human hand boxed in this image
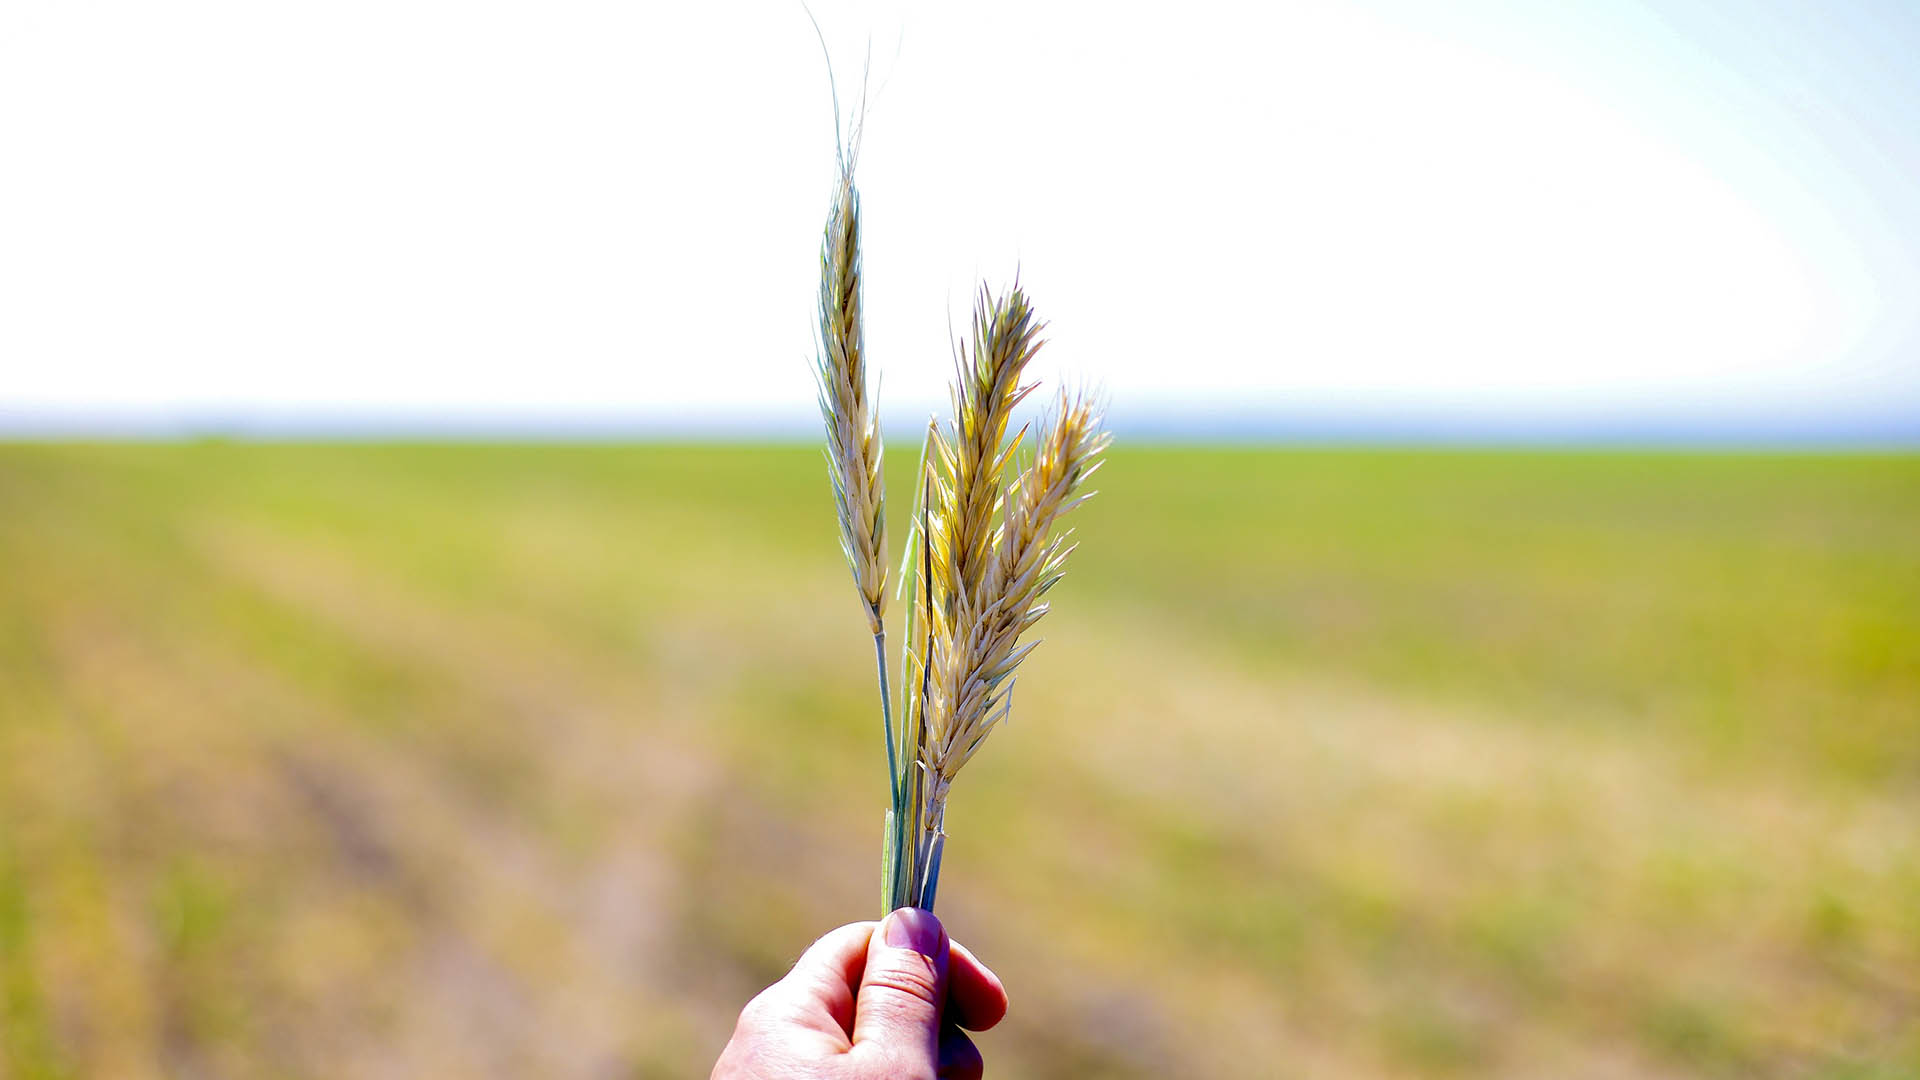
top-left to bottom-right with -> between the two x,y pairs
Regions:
711,908 -> 1009,1080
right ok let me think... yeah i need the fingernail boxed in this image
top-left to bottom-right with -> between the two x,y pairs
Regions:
884,907 -> 943,961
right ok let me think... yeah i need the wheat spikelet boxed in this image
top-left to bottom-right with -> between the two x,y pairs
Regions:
940,284 -> 1042,604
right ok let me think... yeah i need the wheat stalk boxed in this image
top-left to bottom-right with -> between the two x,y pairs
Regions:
807,91 -> 1107,912
814,142 -> 917,909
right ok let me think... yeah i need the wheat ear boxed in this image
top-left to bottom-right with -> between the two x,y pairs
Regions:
897,286 -> 1107,908
936,388 -> 1107,779
814,151 -> 911,912
815,161 -> 887,635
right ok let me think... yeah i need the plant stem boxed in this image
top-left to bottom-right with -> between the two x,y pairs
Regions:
920,826 -> 946,912
904,488 -> 937,909
873,628 -> 910,911
873,629 -> 899,810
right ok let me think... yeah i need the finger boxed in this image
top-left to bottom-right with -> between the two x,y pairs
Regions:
758,921 -> 875,1038
945,938 -> 1008,1032
937,1025 -> 984,1080
850,907 -> 949,1071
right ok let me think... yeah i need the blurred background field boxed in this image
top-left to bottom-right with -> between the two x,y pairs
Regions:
0,441 -> 1915,1078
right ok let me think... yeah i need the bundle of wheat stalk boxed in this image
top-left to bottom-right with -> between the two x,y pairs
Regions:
813,150 -> 1109,913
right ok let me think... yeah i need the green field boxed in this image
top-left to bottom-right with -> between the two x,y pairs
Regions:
1,443 -> 1916,1078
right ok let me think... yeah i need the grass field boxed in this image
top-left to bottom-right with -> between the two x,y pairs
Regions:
0,442 -> 1915,1078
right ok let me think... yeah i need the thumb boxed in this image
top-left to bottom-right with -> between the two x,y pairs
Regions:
851,907 -> 949,1071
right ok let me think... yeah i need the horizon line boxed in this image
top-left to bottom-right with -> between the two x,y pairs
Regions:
2,402 -> 1917,449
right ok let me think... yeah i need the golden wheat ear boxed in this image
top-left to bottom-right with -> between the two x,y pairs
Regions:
923,283 -> 1047,758
895,286 -> 1108,910
933,386 -> 1107,783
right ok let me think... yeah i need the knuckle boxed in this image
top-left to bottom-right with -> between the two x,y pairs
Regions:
736,985 -> 787,1028
864,959 -> 942,1008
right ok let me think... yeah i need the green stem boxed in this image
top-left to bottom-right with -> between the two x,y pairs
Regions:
881,808 -> 897,913
920,830 -> 946,912
904,488 -> 937,909
873,629 -> 907,912
873,629 -> 899,810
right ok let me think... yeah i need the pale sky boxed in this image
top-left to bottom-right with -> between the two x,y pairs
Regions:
2,0 -> 1916,437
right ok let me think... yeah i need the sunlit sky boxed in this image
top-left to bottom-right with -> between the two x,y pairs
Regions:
3,0 -> 1916,438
